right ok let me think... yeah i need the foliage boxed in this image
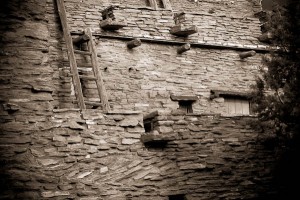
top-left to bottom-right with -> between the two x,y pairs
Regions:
251,0 -> 300,144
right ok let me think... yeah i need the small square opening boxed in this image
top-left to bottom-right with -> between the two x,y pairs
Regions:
144,120 -> 153,133
179,100 -> 193,114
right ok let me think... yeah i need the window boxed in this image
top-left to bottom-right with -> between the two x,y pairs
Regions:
179,100 -> 193,114
210,90 -> 252,115
170,94 -> 197,114
224,97 -> 251,115
144,119 -> 154,133
169,194 -> 186,200
143,111 -> 158,133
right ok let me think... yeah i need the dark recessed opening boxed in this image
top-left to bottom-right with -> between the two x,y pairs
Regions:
144,120 -> 153,133
169,194 -> 186,200
179,100 -> 193,114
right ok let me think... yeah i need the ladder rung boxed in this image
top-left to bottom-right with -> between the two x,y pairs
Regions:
79,75 -> 97,81
77,63 -> 93,68
74,50 -> 92,55
85,101 -> 102,106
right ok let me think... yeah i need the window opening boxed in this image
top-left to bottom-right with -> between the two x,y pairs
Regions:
169,194 -> 186,200
143,111 -> 158,133
179,100 -> 193,114
144,119 -> 154,133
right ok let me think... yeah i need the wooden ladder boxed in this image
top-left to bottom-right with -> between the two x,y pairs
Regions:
56,0 -> 110,112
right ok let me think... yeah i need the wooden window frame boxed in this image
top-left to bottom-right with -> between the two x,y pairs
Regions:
210,90 -> 252,115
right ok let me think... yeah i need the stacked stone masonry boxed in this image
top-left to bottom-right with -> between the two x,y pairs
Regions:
0,0 -> 281,199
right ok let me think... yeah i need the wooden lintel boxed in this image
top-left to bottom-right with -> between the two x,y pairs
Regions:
127,38 -> 142,49
72,34 -> 90,45
177,43 -> 191,54
170,94 -> 197,101
170,25 -> 198,37
141,133 -> 175,144
210,90 -> 251,99
239,50 -> 256,59
100,18 -> 127,30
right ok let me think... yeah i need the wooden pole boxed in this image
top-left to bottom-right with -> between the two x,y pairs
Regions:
177,43 -> 191,54
127,39 -> 141,49
85,28 -> 110,112
56,0 -> 86,109
239,50 -> 256,59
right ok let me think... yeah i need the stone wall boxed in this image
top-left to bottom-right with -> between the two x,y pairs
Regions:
55,0 -> 268,112
0,108 -> 278,200
0,0 -> 282,199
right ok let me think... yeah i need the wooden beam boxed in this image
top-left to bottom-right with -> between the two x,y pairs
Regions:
85,28 -> 110,112
70,32 -> 272,53
72,34 -> 90,45
170,25 -> 198,37
100,18 -> 127,30
127,39 -> 141,49
239,50 -> 256,59
177,43 -> 191,54
56,0 -> 85,109
170,94 -> 197,101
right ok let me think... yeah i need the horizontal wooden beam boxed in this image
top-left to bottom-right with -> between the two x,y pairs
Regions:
70,32 -> 271,53
210,90 -> 251,99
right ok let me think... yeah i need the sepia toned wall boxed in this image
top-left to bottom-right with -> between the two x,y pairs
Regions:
0,0 -> 281,199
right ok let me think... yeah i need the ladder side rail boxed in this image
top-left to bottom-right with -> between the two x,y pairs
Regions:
56,0 -> 86,109
86,28 -> 110,112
